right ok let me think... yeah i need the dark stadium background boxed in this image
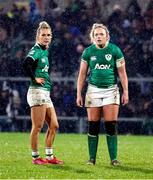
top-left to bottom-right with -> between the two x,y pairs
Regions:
0,0 -> 153,134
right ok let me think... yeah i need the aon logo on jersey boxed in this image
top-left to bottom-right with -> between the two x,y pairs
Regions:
42,65 -> 49,72
94,63 -> 110,69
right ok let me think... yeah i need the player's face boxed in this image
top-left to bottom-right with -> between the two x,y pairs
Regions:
38,29 -> 52,48
93,28 -> 108,47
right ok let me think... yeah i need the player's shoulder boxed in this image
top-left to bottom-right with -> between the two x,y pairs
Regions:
107,43 -> 122,54
108,42 -> 120,50
84,44 -> 95,53
87,44 -> 95,50
27,44 -> 41,58
28,44 -> 41,55
30,44 -> 41,51
108,42 -> 118,48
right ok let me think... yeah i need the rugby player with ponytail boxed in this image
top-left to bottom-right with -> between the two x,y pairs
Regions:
23,21 -> 63,165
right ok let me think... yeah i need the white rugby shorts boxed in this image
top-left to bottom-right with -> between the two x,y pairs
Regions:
85,84 -> 120,107
27,88 -> 53,107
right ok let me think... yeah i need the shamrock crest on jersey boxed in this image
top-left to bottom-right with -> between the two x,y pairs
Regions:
105,54 -> 112,61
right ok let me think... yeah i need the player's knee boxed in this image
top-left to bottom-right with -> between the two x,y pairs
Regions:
51,122 -> 59,130
32,124 -> 43,133
104,121 -> 117,136
88,121 -> 100,136
54,123 -> 59,130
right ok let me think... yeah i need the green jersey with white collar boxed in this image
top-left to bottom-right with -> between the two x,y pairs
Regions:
81,43 -> 124,88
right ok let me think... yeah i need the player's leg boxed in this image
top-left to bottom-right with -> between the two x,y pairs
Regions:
86,107 -> 101,165
103,104 -> 120,165
44,106 -> 63,164
30,105 -> 47,164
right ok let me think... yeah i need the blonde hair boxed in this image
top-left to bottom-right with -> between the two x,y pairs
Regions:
36,21 -> 52,42
89,23 -> 110,43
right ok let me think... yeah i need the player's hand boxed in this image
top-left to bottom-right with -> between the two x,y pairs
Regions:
121,90 -> 129,106
76,94 -> 83,107
35,78 -> 45,86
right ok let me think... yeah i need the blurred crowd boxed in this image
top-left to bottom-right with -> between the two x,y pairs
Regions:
0,0 -> 153,131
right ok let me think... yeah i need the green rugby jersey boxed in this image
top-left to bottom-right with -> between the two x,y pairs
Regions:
81,43 -> 124,88
27,44 -> 52,91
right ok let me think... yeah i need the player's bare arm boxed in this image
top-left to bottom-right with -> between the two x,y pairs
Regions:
76,61 -> 88,107
117,61 -> 129,105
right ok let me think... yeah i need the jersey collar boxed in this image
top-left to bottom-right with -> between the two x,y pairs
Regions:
95,41 -> 109,49
35,43 -> 46,50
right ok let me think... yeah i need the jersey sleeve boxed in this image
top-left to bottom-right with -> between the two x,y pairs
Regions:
26,47 -> 39,61
23,57 -> 36,81
81,48 -> 90,65
115,46 -> 125,68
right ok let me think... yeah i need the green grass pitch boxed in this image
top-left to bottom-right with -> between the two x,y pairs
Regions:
0,133 -> 153,179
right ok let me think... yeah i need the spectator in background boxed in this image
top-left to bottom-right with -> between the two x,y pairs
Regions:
29,0 -> 42,24
108,4 -> 124,44
143,16 -> 153,40
126,0 -> 141,21
139,40 -> 153,77
10,46 -> 25,77
46,0 -> 61,19
6,84 -> 21,118
0,81 -> 10,131
49,20 -> 65,76
75,44 -> 85,70
0,26 -> 11,77
63,82 -> 76,116
0,81 -> 22,131
51,82 -> 63,115
0,81 -> 10,116
143,96 -> 153,135
61,31 -> 76,76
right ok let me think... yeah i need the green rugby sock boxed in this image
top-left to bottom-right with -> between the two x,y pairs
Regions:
88,134 -> 99,161
106,135 -> 117,160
